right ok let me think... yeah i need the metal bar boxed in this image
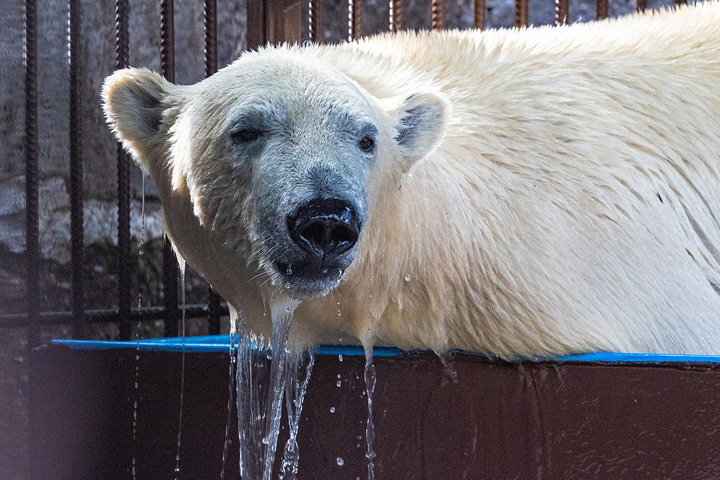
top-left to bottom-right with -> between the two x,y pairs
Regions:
555,0 -> 568,25
204,0 -> 217,77
348,0 -> 362,41
431,0 -> 445,30
596,0 -> 608,19
636,0 -> 646,12
474,0 -> 486,29
204,0 -> 222,335
161,0 -> 179,337
69,0 -> 86,339
208,286 -> 222,334
24,0 -> 40,349
115,0 -> 132,340
0,304 -> 229,328
310,0 -> 322,42
389,0 -> 402,32
515,0 -> 528,27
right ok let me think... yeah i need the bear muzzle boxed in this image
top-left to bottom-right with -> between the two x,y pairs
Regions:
276,198 -> 361,297
287,198 -> 359,257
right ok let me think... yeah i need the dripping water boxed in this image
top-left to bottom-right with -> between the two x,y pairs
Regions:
220,314 -> 238,480
131,174 -> 147,480
279,348 -> 315,480
236,297 -> 303,480
174,265 -> 187,478
364,346 -> 377,480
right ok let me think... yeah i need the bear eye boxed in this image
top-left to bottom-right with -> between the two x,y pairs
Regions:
358,135 -> 375,152
232,128 -> 263,142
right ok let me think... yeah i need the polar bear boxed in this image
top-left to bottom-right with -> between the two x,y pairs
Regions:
104,2 -> 720,358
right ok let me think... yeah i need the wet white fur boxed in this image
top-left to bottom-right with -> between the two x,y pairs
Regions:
105,2 -> 720,357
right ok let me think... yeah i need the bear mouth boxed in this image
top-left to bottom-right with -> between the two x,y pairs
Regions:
274,261 -> 346,298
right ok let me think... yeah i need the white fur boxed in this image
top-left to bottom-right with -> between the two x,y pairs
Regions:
104,2 -> 720,357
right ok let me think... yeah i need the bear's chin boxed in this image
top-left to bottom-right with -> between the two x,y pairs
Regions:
272,262 -> 345,299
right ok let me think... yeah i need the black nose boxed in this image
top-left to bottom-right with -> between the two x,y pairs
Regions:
288,199 -> 360,258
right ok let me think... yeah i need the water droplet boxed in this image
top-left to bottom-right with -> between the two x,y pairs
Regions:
285,306 -> 291,313
337,373 -> 341,379
286,265 -> 293,275
322,268 -> 329,274
404,274 -> 411,281
285,282 -> 291,289
336,457 -> 344,466
134,382 -> 138,389
336,380 -> 342,387
338,354 -> 343,362
337,308 -> 342,317
132,458 -> 135,465
330,406 -> 335,413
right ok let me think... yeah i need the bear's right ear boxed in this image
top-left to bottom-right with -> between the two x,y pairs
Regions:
102,68 -> 174,172
389,92 -> 450,173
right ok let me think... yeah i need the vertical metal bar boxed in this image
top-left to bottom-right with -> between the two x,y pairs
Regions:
515,0 -> 528,27
474,0 -> 486,29
116,0 -> 132,341
389,0 -> 402,32
161,0 -> 179,337
208,286 -> 222,334
69,0 -> 86,339
204,0 -> 222,335
204,0 -> 217,77
348,0 -> 363,41
636,0 -> 646,12
431,0 -> 445,30
596,0 -> 608,19
24,0 -> 40,349
309,0 -> 322,42
555,0 -> 568,25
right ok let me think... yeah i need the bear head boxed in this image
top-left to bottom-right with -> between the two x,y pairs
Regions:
103,47 -> 449,301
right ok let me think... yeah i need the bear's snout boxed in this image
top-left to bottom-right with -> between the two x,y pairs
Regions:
287,198 -> 359,259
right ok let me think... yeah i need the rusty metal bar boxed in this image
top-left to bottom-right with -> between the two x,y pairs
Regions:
204,0 -> 222,334
636,0 -> 646,12
310,0 -> 322,42
596,0 -> 608,19
348,0 -> 363,41
0,304 -> 229,328
161,0 -> 179,337
474,0 -> 486,29
69,0 -> 86,339
515,0 -> 528,27
115,0 -> 131,340
431,0 -> 445,29
24,0 -> 40,349
204,0 -> 217,77
389,0 -> 402,32
555,0 -> 568,25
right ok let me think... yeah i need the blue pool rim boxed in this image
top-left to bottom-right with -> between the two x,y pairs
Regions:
50,336 -> 720,364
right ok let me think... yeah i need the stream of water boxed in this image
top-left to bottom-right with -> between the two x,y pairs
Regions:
363,346 -> 377,480
174,264 -> 187,478
236,298 -> 309,480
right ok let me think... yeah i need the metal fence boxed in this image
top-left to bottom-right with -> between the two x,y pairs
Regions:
4,0 -> 687,349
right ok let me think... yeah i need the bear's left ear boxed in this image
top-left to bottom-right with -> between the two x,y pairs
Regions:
390,92 -> 450,173
102,67 -> 177,174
